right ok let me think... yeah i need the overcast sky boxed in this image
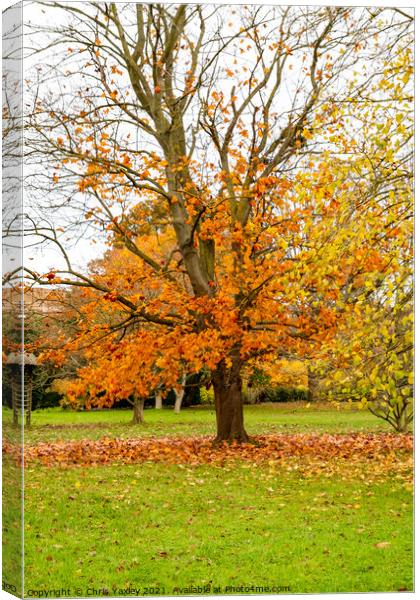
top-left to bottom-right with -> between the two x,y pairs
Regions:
1,0 -> 415,283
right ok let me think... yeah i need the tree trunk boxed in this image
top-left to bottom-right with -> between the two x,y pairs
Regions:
174,374 -> 186,414
212,359 -> 249,443
307,365 -> 318,402
132,395 -> 145,424
155,393 -> 162,409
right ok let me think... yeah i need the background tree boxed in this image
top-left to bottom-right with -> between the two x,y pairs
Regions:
308,40 -> 413,432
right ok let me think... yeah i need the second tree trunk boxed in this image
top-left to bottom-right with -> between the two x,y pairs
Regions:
132,395 -> 145,424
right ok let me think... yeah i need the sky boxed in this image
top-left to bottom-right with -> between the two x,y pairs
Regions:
1,0 -> 415,285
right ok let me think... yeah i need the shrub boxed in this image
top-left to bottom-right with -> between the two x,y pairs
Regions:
199,387 -> 214,405
244,385 -> 308,404
34,390 -> 62,409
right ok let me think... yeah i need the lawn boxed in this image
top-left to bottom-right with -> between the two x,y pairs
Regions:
23,463 -> 412,595
2,403 -> 413,596
3,402 -> 392,445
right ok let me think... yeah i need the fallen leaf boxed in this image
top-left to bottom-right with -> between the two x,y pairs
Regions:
375,541 -> 391,549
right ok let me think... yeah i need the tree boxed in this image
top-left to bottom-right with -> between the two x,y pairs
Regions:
174,373 -> 187,414
305,40 -> 414,432
18,4 -> 413,441
320,273 -> 413,433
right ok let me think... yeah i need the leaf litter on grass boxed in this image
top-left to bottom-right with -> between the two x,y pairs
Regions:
3,432 -> 412,483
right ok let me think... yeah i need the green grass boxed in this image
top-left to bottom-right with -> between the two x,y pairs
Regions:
2,458 -> 23,597
3,403 -> 392,444
23,462 -> 412,594
3,404 -> 413,595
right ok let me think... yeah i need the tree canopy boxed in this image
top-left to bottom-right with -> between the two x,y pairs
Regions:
11,3 -> 413,440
